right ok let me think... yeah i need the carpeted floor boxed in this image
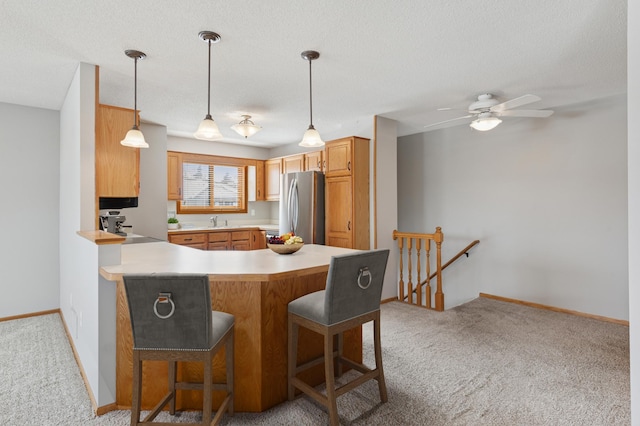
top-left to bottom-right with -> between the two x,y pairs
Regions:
0,298 -> 630,425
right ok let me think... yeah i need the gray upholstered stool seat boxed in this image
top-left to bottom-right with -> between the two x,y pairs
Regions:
124,273 -> 234,426
287,249 -> 390,426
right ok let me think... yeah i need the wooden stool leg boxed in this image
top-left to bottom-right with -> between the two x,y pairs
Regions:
131,352 -> 142,426
168,360 -> 177,415
226,331 -> 235,416
324,332 -> 339,426
374,315 -> 388,402
202,354 -> 213,426
335,332 -> 344,377
287,315 -> 298,401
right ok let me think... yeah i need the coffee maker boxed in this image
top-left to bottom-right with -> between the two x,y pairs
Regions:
99,211 -> 127,236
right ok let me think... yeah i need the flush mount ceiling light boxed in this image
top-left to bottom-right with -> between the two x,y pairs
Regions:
194,30 -> 223,141
299,50 -> 324,148
231,115 -> 262,138
120,49 -> 149,148
469,112 -> 502,131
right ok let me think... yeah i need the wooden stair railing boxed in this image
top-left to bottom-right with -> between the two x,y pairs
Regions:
393,228 -> 444,311
392,228 -> 479,311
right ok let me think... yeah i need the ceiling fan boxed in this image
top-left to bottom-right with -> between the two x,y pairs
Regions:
425,93 -> 554,131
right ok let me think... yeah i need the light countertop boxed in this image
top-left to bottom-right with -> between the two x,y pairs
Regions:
99,242 -> 358,282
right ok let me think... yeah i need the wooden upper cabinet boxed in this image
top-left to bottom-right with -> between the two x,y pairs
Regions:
283,154 -> 304,174
265,158 -> 282,201
255,160 -> 265,201
324,136 -> 370,250
324,138 -> 354,177
167,151 -> 182,200
96,104 -> 140,197
304,150 -> 323,172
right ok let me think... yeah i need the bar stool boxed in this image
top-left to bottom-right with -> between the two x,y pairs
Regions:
123,273 -> 234,426
287,249 -> 390,426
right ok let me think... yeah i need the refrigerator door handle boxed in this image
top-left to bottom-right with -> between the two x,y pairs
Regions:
287,177 -> 298,233
291,178 -> 299,234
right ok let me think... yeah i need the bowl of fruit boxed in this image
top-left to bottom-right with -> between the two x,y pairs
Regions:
267,233 -> 304,254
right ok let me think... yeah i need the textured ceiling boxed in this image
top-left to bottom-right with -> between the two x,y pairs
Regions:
0,1 -> 627,147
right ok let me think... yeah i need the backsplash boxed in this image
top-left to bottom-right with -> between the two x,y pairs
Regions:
167,200 -> 277,228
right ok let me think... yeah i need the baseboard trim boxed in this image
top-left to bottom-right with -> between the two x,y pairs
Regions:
0,309 -> 60,322
96,403 -> 118,415
58,310 -> 101,415
479,293 -> 629,326
381,297 -> 398,304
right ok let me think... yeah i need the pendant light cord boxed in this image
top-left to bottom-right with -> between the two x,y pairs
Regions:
133,56 -> 138,128
308,58 -> 313,127
207,39 -> 211,117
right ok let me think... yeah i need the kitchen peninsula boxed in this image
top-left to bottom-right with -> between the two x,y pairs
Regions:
99,240 -> 362,412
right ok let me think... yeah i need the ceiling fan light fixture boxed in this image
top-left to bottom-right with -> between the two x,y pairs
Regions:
194,31 -> 223,141
470,114 -> 502,131
121,49 -> 148,148
299,50 -> 324,148
231,115 -> 261,138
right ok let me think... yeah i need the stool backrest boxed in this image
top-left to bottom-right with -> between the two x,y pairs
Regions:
123,273 -> 213,350
324,249 -> 390,324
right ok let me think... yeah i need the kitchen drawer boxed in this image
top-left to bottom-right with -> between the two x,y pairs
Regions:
169,233 -> 207,245
231,230 -> 251,241
208,232 -> 231,243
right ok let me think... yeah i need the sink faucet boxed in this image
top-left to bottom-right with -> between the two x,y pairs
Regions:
210,216 -> 218,227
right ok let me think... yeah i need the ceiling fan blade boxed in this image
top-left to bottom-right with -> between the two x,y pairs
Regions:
498,109 -> 554,118
490,94 -> 541,113
424,114 -> 473,129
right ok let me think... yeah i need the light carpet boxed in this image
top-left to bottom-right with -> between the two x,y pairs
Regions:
0,298 -> 630,425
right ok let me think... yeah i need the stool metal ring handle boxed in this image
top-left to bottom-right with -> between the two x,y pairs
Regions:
357,267 -> 372,289
153,293 -> 175,319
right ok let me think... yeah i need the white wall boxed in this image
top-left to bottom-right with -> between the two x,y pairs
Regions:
0,103 -> 60,317
398,94 -> 628,320
628,0 -> 639,422
374,116 -> 399,299
120,122 -> 169,240
59,62 -> 119,407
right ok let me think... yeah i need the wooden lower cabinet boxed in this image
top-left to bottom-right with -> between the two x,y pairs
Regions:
169,228 -> 265,251
168,232 -> 207,250
230,230 -> 251,251
251,230 -> 266,250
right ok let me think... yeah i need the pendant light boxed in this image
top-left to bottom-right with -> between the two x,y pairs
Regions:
299,50 -> 324,147
231,115 -> 262,138
120,49 -> 149,148
194,31 -> 223,141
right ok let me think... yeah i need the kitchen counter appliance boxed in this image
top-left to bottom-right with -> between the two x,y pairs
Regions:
99,211 -> 127,236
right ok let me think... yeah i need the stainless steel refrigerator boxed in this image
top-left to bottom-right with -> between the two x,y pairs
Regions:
279,171 -> 325,244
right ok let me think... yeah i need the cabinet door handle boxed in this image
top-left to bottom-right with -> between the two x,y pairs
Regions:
184,238 -> 192,241
347,161 -> 351,171
347,221 -> 351,231
257,189 -> 261,197
178,188 -> 181,196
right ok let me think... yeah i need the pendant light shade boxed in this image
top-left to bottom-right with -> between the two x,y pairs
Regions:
470,112 -> 502,131
120,49 -> 149,148
231,115 -> 262,138
194,31 -> 223,141
299,50 -> 324,148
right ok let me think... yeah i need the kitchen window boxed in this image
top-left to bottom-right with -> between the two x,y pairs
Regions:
177,153 -> 248,214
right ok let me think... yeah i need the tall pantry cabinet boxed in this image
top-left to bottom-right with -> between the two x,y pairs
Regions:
324,136 -> 370,249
